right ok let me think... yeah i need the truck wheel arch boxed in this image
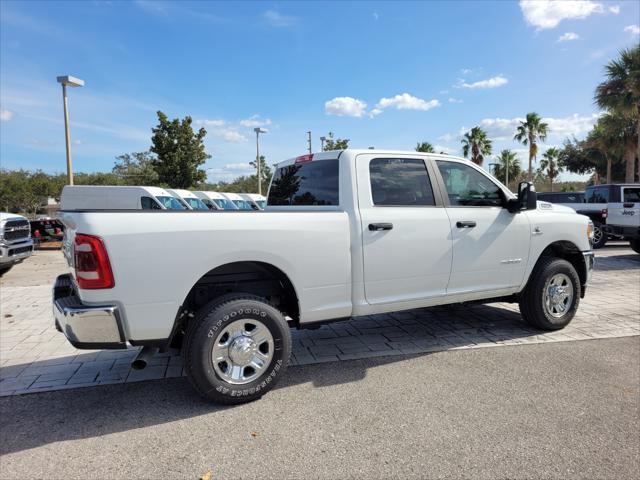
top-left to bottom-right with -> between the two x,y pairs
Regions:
530,241 -> 588,294
168,261 -> 300,350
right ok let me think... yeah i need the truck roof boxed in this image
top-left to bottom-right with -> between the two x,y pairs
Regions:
166,188 -> 198,199
274,149 -> 469,168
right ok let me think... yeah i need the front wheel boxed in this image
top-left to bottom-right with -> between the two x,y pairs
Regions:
183,294 -> 292,404
519,257 -> 581,330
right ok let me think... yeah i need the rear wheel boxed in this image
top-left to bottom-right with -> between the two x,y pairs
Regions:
183,293 -> 291,404
519,257 -> 581,330
592,223 -> 607,249
630,238 -> 640,255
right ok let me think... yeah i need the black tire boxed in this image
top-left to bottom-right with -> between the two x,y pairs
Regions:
592,223 -> 607,249
183,293 -> 292,405
630,238 -> 640,255
519,257 -> 581,330
0,265 -> 13,277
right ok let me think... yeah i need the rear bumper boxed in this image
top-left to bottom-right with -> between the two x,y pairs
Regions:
53,274 -> 126,349
603,224 -> 640,239
0,239 -> 34,265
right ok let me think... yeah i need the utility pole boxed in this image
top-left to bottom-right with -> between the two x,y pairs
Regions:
320,136 -> 326,152
307,131 -> 312,154
254,127 -> 267,195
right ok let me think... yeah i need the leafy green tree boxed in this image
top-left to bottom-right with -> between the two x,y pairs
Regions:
150,111 -> 210,188
461,126 -> 492,166
493,149 -> 521,189
514,112 -> 549,182
594,46 -> 639,182
249,155 -> 273,194
323,132 -> 349,151
112,152 -> 159,186
415,142 -> 435,153
539,147 -> 564,192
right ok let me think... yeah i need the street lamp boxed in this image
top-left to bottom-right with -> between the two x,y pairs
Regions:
56,75 -> 84,185
254,127 -> 267,195
320,136 -> 326,151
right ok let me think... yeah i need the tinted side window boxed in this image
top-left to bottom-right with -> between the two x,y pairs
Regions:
369,158 -> 435,206
141,196 -> 161,210
623,187 -> 640,203
436,161 -> 504,207
268,160 -> 339,206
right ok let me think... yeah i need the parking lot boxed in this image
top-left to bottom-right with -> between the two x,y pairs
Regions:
0,245 -> 639,479
1,245 -> 638,396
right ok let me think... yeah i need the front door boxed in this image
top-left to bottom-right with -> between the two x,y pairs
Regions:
357,155 -> 453,305
435,160 -> 531,294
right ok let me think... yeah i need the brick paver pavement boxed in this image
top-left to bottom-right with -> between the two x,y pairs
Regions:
1,249 -> 638,396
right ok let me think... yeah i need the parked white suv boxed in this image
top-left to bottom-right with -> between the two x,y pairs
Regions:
54,150 -> 594,404
0,212 -> 34,276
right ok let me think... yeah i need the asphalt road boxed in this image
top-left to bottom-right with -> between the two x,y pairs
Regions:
1,337 -> 638,479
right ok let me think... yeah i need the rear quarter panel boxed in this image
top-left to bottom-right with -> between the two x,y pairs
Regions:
58,211 -> 351,340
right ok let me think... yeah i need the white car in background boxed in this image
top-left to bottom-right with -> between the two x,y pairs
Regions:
240,193 -> 267,210
166,189 -> 210,211
60,185 -> 186,210
221,192 -> 253,210
193,191 -> 238,210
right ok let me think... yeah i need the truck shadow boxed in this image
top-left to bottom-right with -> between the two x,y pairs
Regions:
0,304 -> 546,455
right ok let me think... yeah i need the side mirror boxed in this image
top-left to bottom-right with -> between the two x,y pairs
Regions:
507,182 -> 537,213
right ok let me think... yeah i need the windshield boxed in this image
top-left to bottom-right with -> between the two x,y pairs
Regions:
233,199 -> 253,210
214,198 -> 238,210
201,199 -> 217,210
185,197 -> 209,210
256,200 -> 267,209
156,196 -> 186,210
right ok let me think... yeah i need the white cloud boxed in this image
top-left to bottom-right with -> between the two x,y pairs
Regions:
438,133 -> 454,143
209,127 -> 248,143
375,93 -> 440,111
468,113 -> 600,141
519,0 -> 605,30
461,68 -> 473,74
624,24 -> 640,35
609,5 -> 620,14
200,119 -> 225,127
448,97 -> 463,104
459,75 -> 508,89
224,163 -> 253,172
263,10 -> 297,27
239,114 -> 272,128
558,32 -> 579,42
324,96 -> 368,117
0,109 -> 14,121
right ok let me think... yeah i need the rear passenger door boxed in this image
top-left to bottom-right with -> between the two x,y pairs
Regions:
357,155 -> 453,305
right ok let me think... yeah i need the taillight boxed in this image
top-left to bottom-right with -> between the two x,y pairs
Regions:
34,230 -> 41,238
74,234 -> 114,289
601,208 -> 608,219
295,154 -> 313,164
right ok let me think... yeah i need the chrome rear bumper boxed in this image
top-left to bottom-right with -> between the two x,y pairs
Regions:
53,274 -> 126,349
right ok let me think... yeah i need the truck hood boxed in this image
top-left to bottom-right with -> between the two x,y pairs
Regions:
536,201 -> 577,214
0,212 -> 28,224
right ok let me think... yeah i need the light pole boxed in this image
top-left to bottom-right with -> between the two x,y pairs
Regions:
307,131 -> 312,154
254,127 -> 267,195
56,75 -> 84,185
320,136 -> 326,152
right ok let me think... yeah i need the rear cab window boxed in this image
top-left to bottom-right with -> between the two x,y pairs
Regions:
369,158 -> 435,206
268,158 -> 339,206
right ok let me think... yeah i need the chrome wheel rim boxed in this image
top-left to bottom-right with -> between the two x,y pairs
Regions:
543,273 -> 574,318
593,225 -> 603,245
211,318 -> 274,385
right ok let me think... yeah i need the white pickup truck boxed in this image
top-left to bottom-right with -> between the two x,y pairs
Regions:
54,150 -> 594,404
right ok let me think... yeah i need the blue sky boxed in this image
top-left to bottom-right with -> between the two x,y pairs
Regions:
1,0 -> 639,182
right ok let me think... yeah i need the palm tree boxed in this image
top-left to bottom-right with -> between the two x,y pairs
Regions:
461,127 -> 492,166
539,147 -> 563,192
594,46 -> 640,183
586,115 -> 621,183
514,112 -> 549,182
415,142 -> 435,153
493,149 -> 521,190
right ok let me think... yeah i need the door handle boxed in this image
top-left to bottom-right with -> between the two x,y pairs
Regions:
369,223 -> 393,231
456,221 -> 476,228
